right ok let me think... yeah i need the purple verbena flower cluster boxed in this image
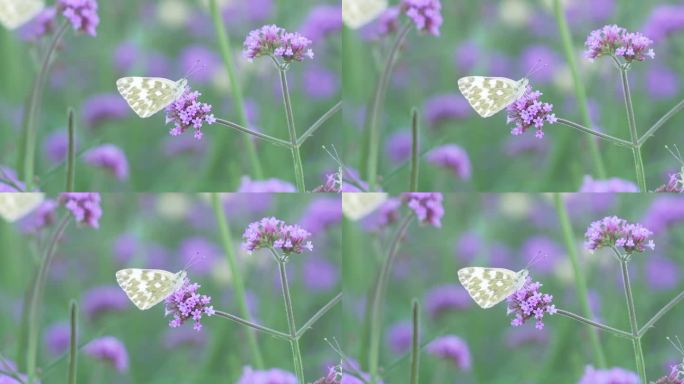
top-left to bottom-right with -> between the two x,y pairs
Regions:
425,335 -> 471,371
83,336 -> 129,373
425,144 -> 472,180
242,25 -> 314,63
59,192 -> 102,228
401,0 -> 443,36
506,277 -> 556,330
584,25 -> 655,63
241,217 -> 313,255
165,86 -> 215,140
83,144 -> 129,181
506,86 -> 557,139
57,0 -> 100,36
584,216 -> 655,254
164,278 -> 215,332
402,192 -> 444,228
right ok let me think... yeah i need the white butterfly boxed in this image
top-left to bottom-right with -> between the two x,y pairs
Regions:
457,76 -> 529,118
457,267 -> 528,309
0,0 -> 44,30
342,0 -> 388,29
342,192 -> 388,221
115,268 -> 186,310
0,193 -> 44,222
667,336 -> 684,379
116,77 -> 187,118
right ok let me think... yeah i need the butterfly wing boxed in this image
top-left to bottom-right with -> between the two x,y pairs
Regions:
342,0 -> 388,29
0,0 -> 44,30
342,192 -> 388,221
0,193 -> 44,222
457,76 -> 524,118
457,267 -> 523,309
116,77 -> 183,118
115,268 -> 181,310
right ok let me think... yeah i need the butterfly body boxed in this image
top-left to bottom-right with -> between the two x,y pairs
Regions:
457,267 -> 528,309
457,76 -> 529,118
116,77 -> 187,118
0,0 -> 44,30
115,268 -> 186,310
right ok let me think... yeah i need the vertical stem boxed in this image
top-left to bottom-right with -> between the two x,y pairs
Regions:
366,23 -> 412,191
410,299 -> 420,384
66,108 -> 76,192
410,108 -> 419,192
552,194 -> 607,368
617,253 -> 647,382
273,252 -> 305,383
210,194 -> 264,368
618,66 -> 647,191
208,0 -> 264,178
278,68 -> 306,192
67,300 -> 77,384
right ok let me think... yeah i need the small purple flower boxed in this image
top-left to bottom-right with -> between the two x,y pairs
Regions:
642,4 -> 684,42
642,196 -> 684,233
81,93 -> 129,128
59,192 -> 102,228
241,217 -> 313,255
645,255 -> 679,291
424,284 -> 471,318
425,144 -> 472,180
43,131 -> 75,164
584,25 -> 654,63
242,25 -> 314,63
386,321 -> 412,354
402,192 -> 444,228
506,86 -> 557,139
401,0 -> 443,36
44,322 -> 70,356
237,176 -> 297,192
83,144 -> 129,181
82,285 -> 129,320
18,7 -> 56,41
579,175 -> 640,192
299,197 -> 342,235
303,66 -> 339,99
237,366 -> 297,384
455,231 -> 482,263
577,366 -> 639,384
299,5 -> 342,43
584,216 -> 655,254
166,86 -> 215,140
58,0 -> 100,36
425,335 -> 471,371
83,336 -> 129,373
507,277 -> 556,330
423,93 -> 470,126
385,131 -> 412,163
165,278 -> 215,332
302,256 -> 339,291
113,233 -> 138,265
645,64 -> 679,100
19,199 -> 57,233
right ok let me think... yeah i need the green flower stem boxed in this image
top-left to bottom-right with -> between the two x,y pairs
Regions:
270,249 -> 305,383
210,194 -> 264,368
369,213 -> 415,383
297,101 -> 342,146
410,108 -> 419,192
296,292 -> 342,339
213,310 -> 290,341
366,22 -> 412,191
65,108 -> 76,192
552,0 -> 606,179
410,299 -> 420,384
552,194 -> 607,368
639,289 -> 684,337
639,98 -> 684,145
214,118 -> 291,148
556,118 -> 633,147
555,309 -> 633,339
67,300 -> 77,384
277,67 -> 306,192
27,215 -> 71,383
22,21 -> 69,190
209,0 -> 263,178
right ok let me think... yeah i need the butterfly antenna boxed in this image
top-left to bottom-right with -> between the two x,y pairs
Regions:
183,59 -> 206,80
524,59 -> 548,79
668,336 -> 684,356
666,145 -> 684,165
525,251 -> 547,270
182,252 -> 205,271
322,145 -> 369,192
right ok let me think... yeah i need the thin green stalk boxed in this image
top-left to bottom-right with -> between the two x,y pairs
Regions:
555,309 -> 633,339
209,0 -> 263,178
296,292 -> 342,339
27,215 -> 71,383
213,310 -> 290,341
639,289 -> 684,337
410,299 -> 420,384
277,68 -> 306,192
210,194 -> 264,368
552,194 -> 606,368
615,252 -> 647,382
639,98 -> 684,145
23,21 -> 69,190
67,300 -> 77,384
367,22 -> 412,191
214,118 -> 291,148
65,108 -> 75,192
556,118 -> 633,147
297,101 -> 342,146
617,64 -> 647,191
551,0 -> 606,179
409,108 -> 419,192
368,214 -> 414,383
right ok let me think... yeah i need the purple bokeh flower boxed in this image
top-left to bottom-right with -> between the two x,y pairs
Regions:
165,278 -> 215,332
179,45 -> 221,84
44,322 -> 70,356
642,196 -> 684,233
507,277 -> 556,330
584,25 -> 654,63
43,131 -> 74,164
59,192 -> 102,228
299,5 -> 342,43
303,65 -> 339,99
242,25 -> 314,63
82,93 -> 129,128
579,175 -> 640,192
0,359 -> 30,383
426,335 -> 471,371
82,285 -> 129,320
236,176 -> 297,192
519,45 -> 560,83
113,233 -> 137,265
386,321 -> 412,354
423,93 -> 470,127
424,284 -> 471,318
645,255 -> 679,291
237,366 -> 297,384
114,41 -> 138,73
361,7 -> 401,40
454,40 -> 480,72
299,197 -> 342,235
385,130 -> 412,163
645,64 -> 679,100
0,165 -> 25,192
455,231 -> 482,263
361,198 -> 402,232
642,4 -> 684,43
83,144 -> 129,181
83,336 -> 129,373
506,86 -> 557,139
584,216 -> 655,254
520,236 -> 562,275
58,0 -> 100,36
577,366 -> 639,384
18,7 -> 56,41
505,326 -> 548,347
402,192 -> 444,227
178,236 -> 221,275
302,256 -> 339,291
401,0 -> 443,36
221,0 -> 274,23
19,199 -> 57,233
166,86 -> 215,140
162,327 -> 207,349
425,144 -> 472,180
241,217 -> 313,255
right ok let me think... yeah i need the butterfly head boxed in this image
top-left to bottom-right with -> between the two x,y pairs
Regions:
514,269 -> 530,291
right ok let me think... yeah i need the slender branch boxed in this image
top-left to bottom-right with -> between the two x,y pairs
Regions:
639,289 -> 684,337
556,118 -> 633,147
410,299 -> 420,384
67,300 -> 77,384
213,310 -> 290,341
214,118 -> 291,148
65,108 -> 75,192
410,108 -> 419,192
296,292 -> 342,339
639,98 -> 684,146
618,65 -> 647,191
297,101 -> 342,146
278,68 -> 306,192
555,309 -> 633,339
